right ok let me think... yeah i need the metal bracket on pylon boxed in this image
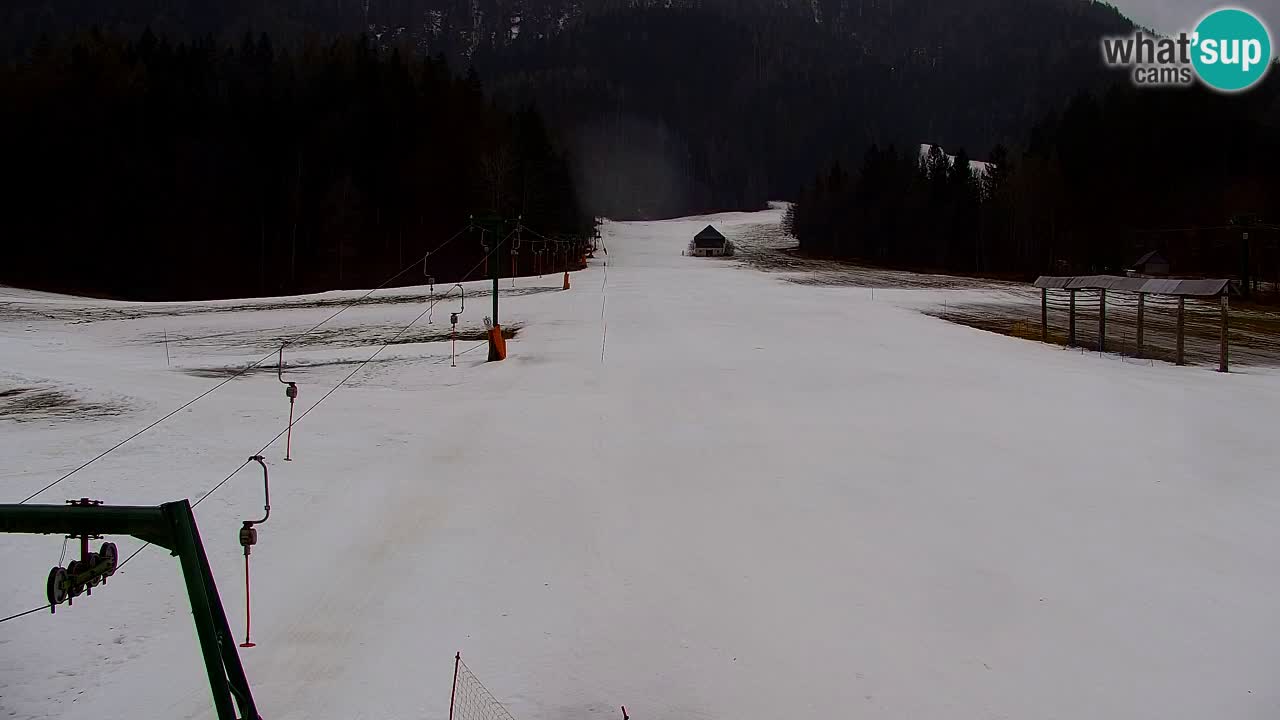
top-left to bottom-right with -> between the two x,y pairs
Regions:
277,346 -> 298,461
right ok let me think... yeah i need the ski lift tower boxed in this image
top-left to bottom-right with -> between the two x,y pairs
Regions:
0,500 -> 260,720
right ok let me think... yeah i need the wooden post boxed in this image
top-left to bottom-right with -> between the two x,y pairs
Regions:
1098,289 -> 1107,352
1176,296 -> 1185,366
1219,294 -> 1229,373
1136,293 -> 1145,357
1241,231 -> 1252,299
1068,290 -> 1077,347
1040,288 -> 1047,342
449,652 -> 460,720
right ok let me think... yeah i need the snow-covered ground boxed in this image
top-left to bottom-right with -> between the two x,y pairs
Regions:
3,207 -> 1280,720
919,143 -> 993,176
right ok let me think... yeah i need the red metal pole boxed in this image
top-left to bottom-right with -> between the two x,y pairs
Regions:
285,398 -> 295,461
448,652 -> 461,720
240,554 -> 256,647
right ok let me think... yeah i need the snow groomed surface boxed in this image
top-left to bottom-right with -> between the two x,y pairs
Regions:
2,207 -> 1279,720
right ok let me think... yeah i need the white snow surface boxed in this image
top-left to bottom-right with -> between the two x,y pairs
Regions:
920,143 -> 993,176
2,207 -> 1280,720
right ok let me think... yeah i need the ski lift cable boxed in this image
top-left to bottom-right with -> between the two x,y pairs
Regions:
600,257 -> 608,363
278,222 -> 475,352
519,226 -> 575,245
189,281 -> 479,510
458,229 -> 520,284
35,245 -> 510,596
0,504 -> 168,621
3,310 -> 446,620
15,222 -> 475,505
0,604 -> 50,624
3,239 -> 501,624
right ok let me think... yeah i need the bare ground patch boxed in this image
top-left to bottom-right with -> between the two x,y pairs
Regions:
0,386 -> 127,422
925,294 -> 1280,368
181,325 -> 519,379
3,285 -> 561,325
165,321 -> 520,354
729,223 -> 1024,290
730,224 -> 1280,368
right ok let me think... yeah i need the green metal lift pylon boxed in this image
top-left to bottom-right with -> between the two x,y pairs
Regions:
0,501 -> 260,720
473,213 -> 511,361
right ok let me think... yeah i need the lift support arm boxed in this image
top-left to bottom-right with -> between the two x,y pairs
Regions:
0,500 -> 260,720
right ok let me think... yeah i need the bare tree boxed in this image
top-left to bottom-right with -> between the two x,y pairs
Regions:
479,146 -> 514,214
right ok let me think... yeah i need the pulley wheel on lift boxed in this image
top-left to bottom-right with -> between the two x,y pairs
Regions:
99,542 -> 119,577
47,566 -> 68,606
86,552 -> 101,587
65,560 -> 85,597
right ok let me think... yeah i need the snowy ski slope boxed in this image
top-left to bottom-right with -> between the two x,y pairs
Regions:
2,207 -> 1280,720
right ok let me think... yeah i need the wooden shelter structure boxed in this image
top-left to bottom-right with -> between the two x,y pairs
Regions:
690,226 -> 728,257
1033,275 -> 1234,371
1129,250 -> 1170,276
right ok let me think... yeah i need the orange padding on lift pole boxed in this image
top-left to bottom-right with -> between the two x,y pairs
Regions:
487,325 -> 507,361
563,271 -> 571,290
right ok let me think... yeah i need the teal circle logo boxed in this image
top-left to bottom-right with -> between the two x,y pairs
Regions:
1192,8 -> 1272,92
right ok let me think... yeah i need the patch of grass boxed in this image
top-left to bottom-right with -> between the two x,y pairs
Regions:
182,324 -> 521,379
5,285 -> 562,325
0,386 -> 125,422
928,300 -> 1280,367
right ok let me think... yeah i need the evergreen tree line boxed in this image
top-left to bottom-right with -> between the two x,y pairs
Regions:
1,0 -> 1138,220
787,76 -> 1280,278
0,29 -> 592,300
475,0 -> 1132,218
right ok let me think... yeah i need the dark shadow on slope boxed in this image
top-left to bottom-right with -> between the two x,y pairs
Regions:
181,326 -> 519,378
161,322 -> 520,354
0,386 -> 127,422
2,286 -> 561,325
